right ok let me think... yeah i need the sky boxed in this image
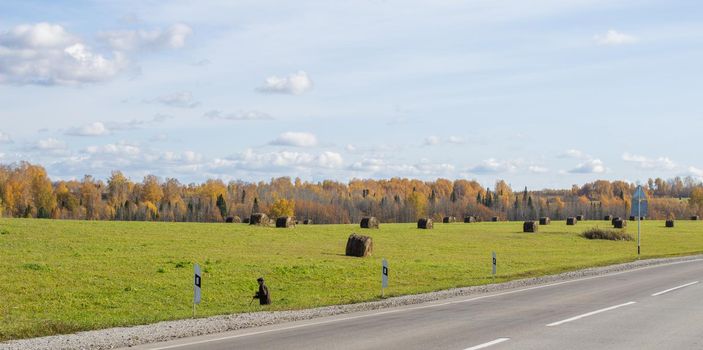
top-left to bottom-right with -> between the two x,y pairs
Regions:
0,0 -> 702,189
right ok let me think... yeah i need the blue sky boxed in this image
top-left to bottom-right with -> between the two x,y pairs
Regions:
0,0 -> 702,189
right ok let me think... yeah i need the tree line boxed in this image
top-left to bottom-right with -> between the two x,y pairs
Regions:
1,161 -> 702,223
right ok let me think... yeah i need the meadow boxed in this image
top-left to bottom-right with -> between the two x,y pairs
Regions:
1,218 -> 702,341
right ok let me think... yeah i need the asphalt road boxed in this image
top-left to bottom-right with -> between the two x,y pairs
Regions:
131,258 -> 703,350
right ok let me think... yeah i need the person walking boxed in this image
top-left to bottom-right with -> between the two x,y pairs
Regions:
253,277 -> 271,305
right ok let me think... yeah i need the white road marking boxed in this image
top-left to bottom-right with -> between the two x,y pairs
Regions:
546,301 -> 636,327
464,337 -> 510,350
651,281 -> 699,296
143,258 -> 703,349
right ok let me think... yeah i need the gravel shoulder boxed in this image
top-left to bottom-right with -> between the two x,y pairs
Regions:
3,254 -> 702,350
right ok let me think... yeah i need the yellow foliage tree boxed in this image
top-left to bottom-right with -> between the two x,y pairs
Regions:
270,198 -> 295,218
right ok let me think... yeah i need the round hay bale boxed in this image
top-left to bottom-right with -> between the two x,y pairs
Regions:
666,220 -> 675,228
249,213 -> 269,226
464,216 -> 477,223
604,215 -> 613,221
275,216 -> 295,228
576,215 -> 584,221
417,218 -> 433,229
629,216 -> 636,221
345,234 -> 373,257
491,216 -> 499,222
443,216 -> 456,223
242,217 -> 251,224
691,215 -> 700,221
225,216 -> 241,223
360,216 -> 380,229
611,217 -> 621,226
566,217 -> 577,225
539,217 -> 551,225
613,218 -> 627,228
523,221 -> 538,233
303,219 -> 313,225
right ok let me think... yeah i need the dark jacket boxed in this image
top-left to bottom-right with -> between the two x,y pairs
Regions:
254,284 -> 271,305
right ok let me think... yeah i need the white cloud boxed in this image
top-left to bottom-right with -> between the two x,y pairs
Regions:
349,158 -> 454,176
569,159 -> 606,174
688,166 -> 703,179
36,138 -> 67,150
215,149 -> 343,171
85,142 -> 141,157
66,122 -> 110,136
468,158 -> 518,174
203,109 -> 273,121
622,153 -> 676,170
346,144 -> 356,152
447,136 -> 465,144
594,30 -> 637,46
0,131 -> 12,143
558,149 -> 588,159
528,165 -> 549,173
99,24 -> 193,51
423,136 -> 440,146
257,70 -> 313,95
270,132 -> 318,147
0,23 -> 127,85
149,91 -> 201,108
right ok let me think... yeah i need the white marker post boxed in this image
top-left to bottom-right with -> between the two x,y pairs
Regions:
381,258 -> 388,298
492,251 -> 497,278
193,263 -> 201,318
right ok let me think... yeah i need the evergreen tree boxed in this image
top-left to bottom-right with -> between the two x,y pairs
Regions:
252,197 -> 260,214
216,194 -> 227,219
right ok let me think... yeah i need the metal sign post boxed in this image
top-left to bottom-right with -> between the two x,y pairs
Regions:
492,251 -> 497,278
193,263 -> 201,317
381,258 -> 388,298
631,186 -> 648,256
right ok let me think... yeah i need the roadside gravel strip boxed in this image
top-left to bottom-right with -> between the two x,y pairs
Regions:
4,254 -> 703,350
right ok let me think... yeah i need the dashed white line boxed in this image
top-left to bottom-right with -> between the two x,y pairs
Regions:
464,337 -> 510,350
651,281 -> 699,296
546,301 -> 636,327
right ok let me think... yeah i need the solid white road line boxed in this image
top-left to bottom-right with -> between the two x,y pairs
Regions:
651,281 -> 699,296
546,301 -> 636,327
464,338 -> 510,350
145,258 -> 703,349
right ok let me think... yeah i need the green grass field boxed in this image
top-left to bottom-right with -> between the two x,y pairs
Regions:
1,218 -> 702,341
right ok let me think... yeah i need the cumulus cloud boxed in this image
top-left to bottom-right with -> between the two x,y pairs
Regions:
569,159 -> 606,174
99,23 -> 193,51
423,136 -> 440,146
447,136 -> 465,144
85,142 -> 140,157
468,158 -> 518,174
106,114 -> 174,131
558,149 -> 588,159
36,138 -> 67,150
528,165 -> 549,173
215,149 -> 343,171
0,131 -> 12,143
257,70 -> 313,95
622,153 -> 676,170
66,122 -> 110,136
349,158 -> 454,176
0,22 -> 127,85
270,132 -> 318,147
594,30 -> 637,46
203,109 -> 273,121
689,166 -> 703,179
148,91 -> 201,108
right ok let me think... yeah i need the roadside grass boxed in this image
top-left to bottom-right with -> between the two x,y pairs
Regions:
1,218 -> 702,341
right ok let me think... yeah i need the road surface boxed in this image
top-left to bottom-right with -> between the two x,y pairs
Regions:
129,258 -> 703,350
